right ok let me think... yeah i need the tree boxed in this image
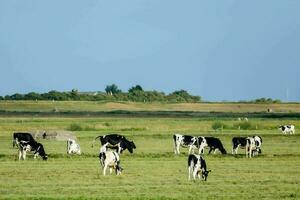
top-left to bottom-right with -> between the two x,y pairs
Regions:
105,84 -> 121,95
128,85 -> 143,93
24,92 -> 41,100
10,93 -> 24,100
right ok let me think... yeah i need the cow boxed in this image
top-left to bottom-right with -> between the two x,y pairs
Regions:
232,136 -> 262,156
18,140 -> 48,160
199,137 -> 227,154
12,132 -> 35,148
99,150 -> 123,176
188,154 -> 211,181
67,139 -> 81,155
278,125 -> 295,135
173,134 -> 206,155
92,134 -> 136,154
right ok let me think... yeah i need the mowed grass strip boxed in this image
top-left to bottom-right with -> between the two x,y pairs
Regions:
0,101 -> 300,113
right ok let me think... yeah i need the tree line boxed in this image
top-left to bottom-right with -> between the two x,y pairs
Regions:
0,84 -> 201,103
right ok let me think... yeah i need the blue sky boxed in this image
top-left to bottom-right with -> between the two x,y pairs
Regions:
1,1 -> 300,101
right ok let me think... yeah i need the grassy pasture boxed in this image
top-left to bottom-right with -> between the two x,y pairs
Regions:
0,115 -> 299,199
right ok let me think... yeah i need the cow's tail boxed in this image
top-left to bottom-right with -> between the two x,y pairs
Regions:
91,135 -> 102,148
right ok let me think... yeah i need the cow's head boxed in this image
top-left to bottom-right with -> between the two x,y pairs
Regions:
201,170 -> 211,181
278,125 -> 285,131
115,162 -> 123,175
122,139 -> 136,154
130,141 -> 136,149
37,144 -> 48,160
42,154 -> 48,160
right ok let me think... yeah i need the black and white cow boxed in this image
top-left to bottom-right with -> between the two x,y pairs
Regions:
188,154 -> 211,181
232,135 -> 263,155
278,125 -> 295,135
173,134 -> 206,154
18,140 -> 48,160
67,139 -> 81,155
13,132 -> 35,148
199,137 -> 227,154
92,134 -> 136,154
99,150 -> 123,176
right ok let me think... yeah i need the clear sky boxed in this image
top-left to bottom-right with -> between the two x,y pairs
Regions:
1,1 -> 300,101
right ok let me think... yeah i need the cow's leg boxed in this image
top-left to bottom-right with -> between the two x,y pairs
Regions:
188,166 -> 191,180
34,153 -> 39,159
192,168 -> 198,180
22,150 -> 26,160
208,147 -> 213,154
103,165 -> 107,176
199,147 -> 204,154
214,149 -> 218,154
176,144 -> 180,154
109,167 -> 113,174
188,146 -> 193,154
18,150 -> 22,160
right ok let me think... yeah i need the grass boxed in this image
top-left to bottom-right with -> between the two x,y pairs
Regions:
1,100 -> 300,113
0,104 -> 299,199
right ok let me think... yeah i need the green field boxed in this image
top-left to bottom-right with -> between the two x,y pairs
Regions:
0,102 -> 299,199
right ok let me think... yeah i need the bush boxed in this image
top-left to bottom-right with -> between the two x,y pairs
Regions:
68,123 -> 83,131
234,121 -> 254,130
212,121 -> 226,130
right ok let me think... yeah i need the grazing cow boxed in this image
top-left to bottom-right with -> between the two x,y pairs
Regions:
232,136 -> 262,156
92,134 -> 136,154
18,140 -> 48,160
278,125 -> 295,135
13,132 -> 35,148
67,139 -> 81,155
199,137 -> 227,154
188,154 -> 211,181
173,134 -> 206,154
99,150 -> 123,176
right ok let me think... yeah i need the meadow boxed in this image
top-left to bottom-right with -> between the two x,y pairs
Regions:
0,102 -> 299,199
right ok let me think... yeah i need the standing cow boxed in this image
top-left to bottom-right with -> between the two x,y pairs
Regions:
188,154 -> 211,181
199,137 -> 227,155
278,125 -> 295,135
18,140 -> 48,160
173,134 -> 207,155
232,136 -> 262,157
92,134 -> 136,154
99,150 -> 123,176
13,132 -> 35,148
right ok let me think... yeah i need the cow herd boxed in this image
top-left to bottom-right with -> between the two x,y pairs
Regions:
11,124 -> 295,181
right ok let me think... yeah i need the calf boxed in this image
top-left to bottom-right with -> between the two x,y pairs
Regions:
199,137 -> 227,154
92,134 -> 136,154
278,125 -> 295,135
173,134 -> 206,154
13,132 -> 35,148
18,140 -> 48,160
67,139 -> 81,155
99,150 -> 123,176
188,154 -> 211,181
232,136 -> 262,155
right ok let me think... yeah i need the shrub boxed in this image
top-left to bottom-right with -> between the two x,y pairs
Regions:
68,123 -> 83,131
234,121 -> 254,130
212,121 -> 226,130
